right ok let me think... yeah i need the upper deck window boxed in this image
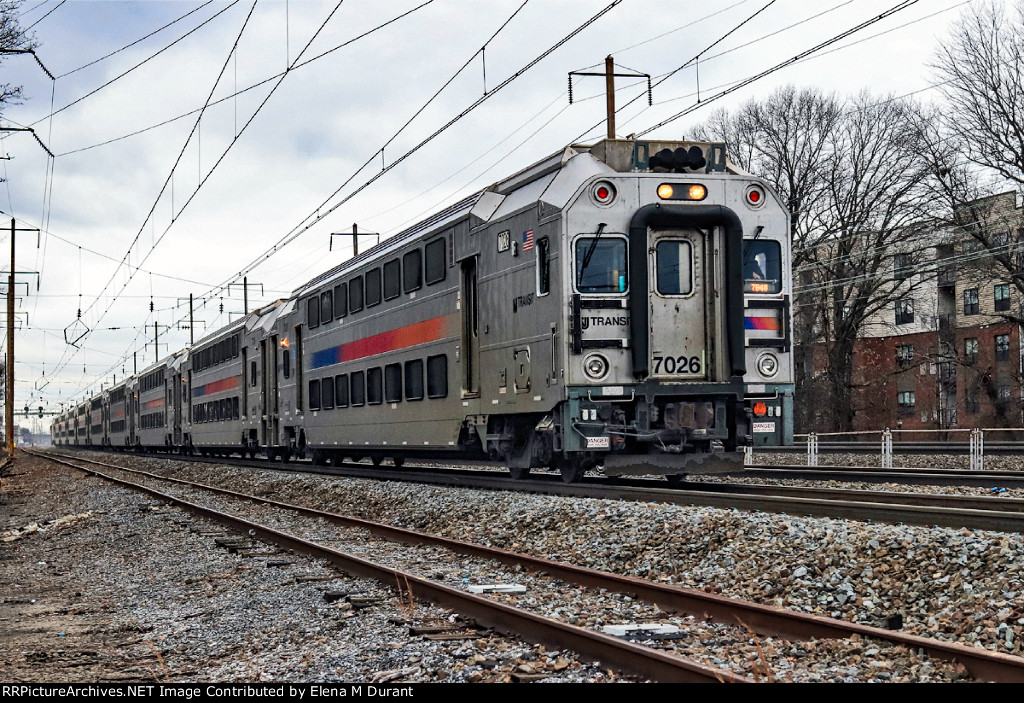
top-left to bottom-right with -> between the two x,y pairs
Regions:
742,239 -> 782,294
575,236 -> 627,294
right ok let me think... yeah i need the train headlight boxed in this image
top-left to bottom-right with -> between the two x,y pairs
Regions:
583,353 -> 610,381
592,181 -> 616,205
756,352 -> 779,378
657,183 -> 707,201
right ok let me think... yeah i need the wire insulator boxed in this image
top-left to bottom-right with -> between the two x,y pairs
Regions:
568,75 -> 573,104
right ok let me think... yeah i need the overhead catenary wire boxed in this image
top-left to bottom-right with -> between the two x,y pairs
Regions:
633,0 -> 924,138
53,0 -> 437,158
26,0 -> 242,128
213,0 -> 624,299
56,1 -> 216,79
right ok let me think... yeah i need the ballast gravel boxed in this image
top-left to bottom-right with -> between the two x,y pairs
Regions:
4,449 -> 1024,683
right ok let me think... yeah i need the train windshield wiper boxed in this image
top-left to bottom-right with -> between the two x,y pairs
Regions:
580,222 -> 607,277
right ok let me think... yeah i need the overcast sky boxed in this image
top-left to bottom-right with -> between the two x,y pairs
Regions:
0,0 -> 1001,428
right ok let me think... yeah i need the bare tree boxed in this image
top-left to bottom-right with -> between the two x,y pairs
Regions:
813,92 -> 936,430
0,1 -> 37,113
692,89 -> 937,431
932,0 -> 1024,188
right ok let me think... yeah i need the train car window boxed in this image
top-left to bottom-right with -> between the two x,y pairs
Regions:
655,240 -> 694,295
334,282 -> 348,318
405,359 -> 424,401
320,290 -> 333,324
403,249 -> 422,292
385,363 -> 402,403
233,397 -> 240,419
537,238 -> 550,296
349,276 -> 364,313
321,378 -> 335,410
309,380 -> 321,410
351,371 -> 365,406
742,239 -> 782,294
250,361 -> 258,386
366,268 -> 382,307
427,354 -> 448,399
367,367 -> 383,404
307,296 -> 320,328
425,238 -> 446,285
384,259 -> 401,300
282,347 -> 291,379
575,236 -> 627,293
335,374 -> 349,407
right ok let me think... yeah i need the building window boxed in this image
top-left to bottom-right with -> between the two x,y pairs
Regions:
898,390 -> 915,416
896,344 -> 914,366
996,334 -> 1010,362
966,393 -> 980,414
965,338 -> 979,365
998,385 -> 1012,400
995,284 -> 1011,312
964,288 -> 979,315
893,252 -> 912,281
895,298 -> 914,325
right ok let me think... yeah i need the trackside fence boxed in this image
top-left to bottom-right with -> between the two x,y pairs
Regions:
743,427 -> 1024,469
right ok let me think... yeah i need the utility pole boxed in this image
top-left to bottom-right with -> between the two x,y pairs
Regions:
330,224 -> 378,257
568,56 -> 652,140
6,219 -> 38,458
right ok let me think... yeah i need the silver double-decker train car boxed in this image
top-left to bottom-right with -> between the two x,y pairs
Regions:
54,138 -> 792,481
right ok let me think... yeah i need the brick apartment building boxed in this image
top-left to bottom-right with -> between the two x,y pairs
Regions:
838,191 -> 1024,433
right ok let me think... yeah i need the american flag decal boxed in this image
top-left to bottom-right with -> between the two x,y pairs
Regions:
522,229 -> 534,252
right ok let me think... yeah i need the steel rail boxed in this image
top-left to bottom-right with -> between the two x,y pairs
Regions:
35,449 -> 1024,683
31,449 -> 745,684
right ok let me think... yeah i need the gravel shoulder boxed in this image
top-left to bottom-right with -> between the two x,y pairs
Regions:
0,453 -> 614,683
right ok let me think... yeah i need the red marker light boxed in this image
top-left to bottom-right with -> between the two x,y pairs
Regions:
596,186 -> 610,200
752,402 -> 767,417
749,190 -> 760,203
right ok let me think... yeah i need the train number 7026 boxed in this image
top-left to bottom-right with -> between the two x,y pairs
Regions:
652,354 -> 702,374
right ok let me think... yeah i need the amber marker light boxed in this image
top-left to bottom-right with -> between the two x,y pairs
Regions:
688,184 -> 707,200
752,401 -> 768,417
657,183 -> 674,199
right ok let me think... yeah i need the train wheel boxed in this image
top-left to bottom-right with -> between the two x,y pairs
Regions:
508,466 -> 531,480
559,457 -> 586,483
280,448 -> 291,463
371,456 -> 383,467
393,457 -> 404,468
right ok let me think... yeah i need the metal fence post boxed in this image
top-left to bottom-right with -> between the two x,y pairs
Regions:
881,428 -> 892,468
807,432 -> 818,467
970,428 -> 984,471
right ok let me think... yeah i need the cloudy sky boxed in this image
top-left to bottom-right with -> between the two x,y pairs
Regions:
0,0 -> 997,428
